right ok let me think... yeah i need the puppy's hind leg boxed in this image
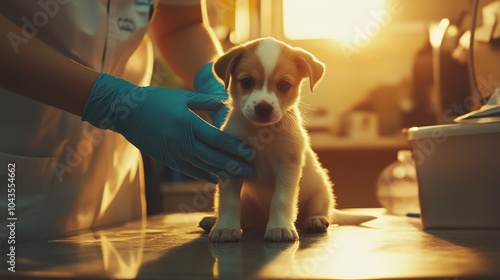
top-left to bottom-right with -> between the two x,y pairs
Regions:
299,185 -> 376,232
300,189 -> 333,234
199,216 -> 217,232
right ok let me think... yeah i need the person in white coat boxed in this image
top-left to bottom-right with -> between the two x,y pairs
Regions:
0,0 -> 253,242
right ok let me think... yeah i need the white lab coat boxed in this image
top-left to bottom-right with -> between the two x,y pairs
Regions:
0,0 -> 162,241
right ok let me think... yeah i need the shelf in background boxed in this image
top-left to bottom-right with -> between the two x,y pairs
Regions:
309,132 -> 410,150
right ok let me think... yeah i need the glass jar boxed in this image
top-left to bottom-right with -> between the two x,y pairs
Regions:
376,150 -> 420,216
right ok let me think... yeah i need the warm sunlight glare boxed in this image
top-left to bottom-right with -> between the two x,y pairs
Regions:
283,0 -> 387,44
429,18 -> 450,48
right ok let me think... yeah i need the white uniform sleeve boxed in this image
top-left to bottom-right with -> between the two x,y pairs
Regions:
158,0 -> 201,6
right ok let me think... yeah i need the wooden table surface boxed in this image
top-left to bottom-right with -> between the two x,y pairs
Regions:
2,209 -> 500,279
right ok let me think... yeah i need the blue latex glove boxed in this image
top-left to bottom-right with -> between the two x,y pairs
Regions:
194,62 -> 228,128
81,73 -> 254,183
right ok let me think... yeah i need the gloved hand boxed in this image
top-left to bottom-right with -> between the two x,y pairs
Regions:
194,62 -> 228,128
81,73 -> 254,183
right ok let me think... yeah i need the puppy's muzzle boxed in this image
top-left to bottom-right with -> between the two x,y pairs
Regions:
254,102 -> 274,122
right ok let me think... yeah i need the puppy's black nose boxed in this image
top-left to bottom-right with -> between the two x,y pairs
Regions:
254,102 -> 273,120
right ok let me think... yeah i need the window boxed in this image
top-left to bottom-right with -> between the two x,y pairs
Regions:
283,0 -> 387,44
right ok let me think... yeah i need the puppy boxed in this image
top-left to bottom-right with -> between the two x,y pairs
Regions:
200,37 -> 375,242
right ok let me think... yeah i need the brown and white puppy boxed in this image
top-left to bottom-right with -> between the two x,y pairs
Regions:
200,37 -> 375,242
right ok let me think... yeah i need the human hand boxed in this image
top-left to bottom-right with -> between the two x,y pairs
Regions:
194,62 -> 228,128
82,73 -> 254,183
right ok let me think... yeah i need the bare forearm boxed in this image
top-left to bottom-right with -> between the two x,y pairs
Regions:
151,4 -> 222,88
0,14 -> 99,116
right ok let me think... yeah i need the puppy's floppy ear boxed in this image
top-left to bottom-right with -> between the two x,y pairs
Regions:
213,46 -> 245,89
295,49 -> 326,92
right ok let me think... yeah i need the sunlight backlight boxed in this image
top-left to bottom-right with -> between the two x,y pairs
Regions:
283,0 -> 387,44
429,18 -> 450,48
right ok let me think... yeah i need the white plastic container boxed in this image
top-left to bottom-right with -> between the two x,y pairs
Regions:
408,122 -> 500,229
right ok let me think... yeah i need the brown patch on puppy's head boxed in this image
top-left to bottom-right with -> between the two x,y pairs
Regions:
293,49 -> 326,92
213,38 -> 326,126
214,38 -> 325,91
213,41 -> 259,90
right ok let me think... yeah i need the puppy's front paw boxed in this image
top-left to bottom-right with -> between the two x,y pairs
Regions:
264,227 -> 299,242
303,216 -> 330,233
209,227 -> 242,243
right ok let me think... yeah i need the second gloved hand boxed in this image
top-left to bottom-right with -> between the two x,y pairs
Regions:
81,73 -> 254,183
194,62 -> 228,128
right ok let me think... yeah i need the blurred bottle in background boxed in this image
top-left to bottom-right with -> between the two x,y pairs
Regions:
376,150 -> 420,216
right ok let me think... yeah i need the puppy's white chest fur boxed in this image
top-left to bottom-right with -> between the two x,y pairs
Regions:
223,109 -> 305,184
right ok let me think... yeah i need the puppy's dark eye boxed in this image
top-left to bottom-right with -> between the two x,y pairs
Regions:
240,77 -> 254,89
277,81 -> 291,93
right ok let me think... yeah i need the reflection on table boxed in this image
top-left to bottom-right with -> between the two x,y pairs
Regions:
3,209 -> 500,279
